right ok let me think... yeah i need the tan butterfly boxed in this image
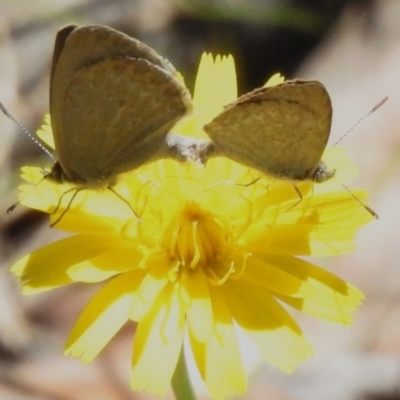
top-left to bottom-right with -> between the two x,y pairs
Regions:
48,24 -> 192,185
204,80 -> 335,182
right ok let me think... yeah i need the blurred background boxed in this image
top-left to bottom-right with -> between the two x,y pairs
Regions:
1,0 -> 400,399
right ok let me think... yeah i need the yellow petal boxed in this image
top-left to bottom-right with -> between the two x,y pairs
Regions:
264,255 -> 365,325
36,114 -> 55,149
245,190 -> 373,256
11,235 -> 120,294
224,279 -> 313,372
131,283 -> 185,395
190,286 -> 246,399
65,271 -> 142,362
175,53 -> 237,139
181,268 -> 214,342
68,246 -> 143,282
19,168 -> 135,232
243,256 -> 315,298
129,253 -> 170,322
264,73 -> 285,87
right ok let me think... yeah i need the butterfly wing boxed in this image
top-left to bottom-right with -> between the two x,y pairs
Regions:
60,57 -> 190,182
50,25 -> 191,183
204,80 -> 332,180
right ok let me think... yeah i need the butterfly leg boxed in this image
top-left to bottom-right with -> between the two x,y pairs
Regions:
284,183 -> 305,212
50,187 -> 81,227
107,185 -> 142,223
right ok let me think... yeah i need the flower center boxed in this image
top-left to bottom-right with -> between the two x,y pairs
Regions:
161,201 -> 242,284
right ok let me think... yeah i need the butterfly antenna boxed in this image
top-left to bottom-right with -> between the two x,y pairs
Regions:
1,101 -> 55,214
340,181 -> 378,219
0,101 -> 55,160
331,96 -> 387,218
6,174 -> 47,214
333,96 -> 388,147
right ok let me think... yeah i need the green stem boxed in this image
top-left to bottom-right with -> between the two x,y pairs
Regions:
172,345 -> 197,400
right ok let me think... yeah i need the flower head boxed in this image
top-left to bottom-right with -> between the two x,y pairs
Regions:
12,54 -> 373,399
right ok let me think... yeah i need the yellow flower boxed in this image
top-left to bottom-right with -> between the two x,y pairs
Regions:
12,54 -> 372,399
